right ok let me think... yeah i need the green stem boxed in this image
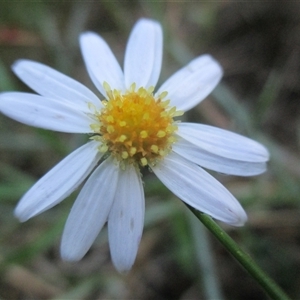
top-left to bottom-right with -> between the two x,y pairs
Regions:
187,205 -> 291,300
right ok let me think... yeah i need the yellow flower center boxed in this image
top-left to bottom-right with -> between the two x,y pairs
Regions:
90,82 -> 183,167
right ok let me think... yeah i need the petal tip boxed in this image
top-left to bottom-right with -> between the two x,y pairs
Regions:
11,59 -> 22,71
13,210 -> 27,223
79,32 -> 100,50
11,59 -> 30,76
112,258 -> 134,273
262,147 -> 271,161
60,245 -> 83,262
79,31 -> 95,41
136,18 -> 160,27
227,208 -> 248,227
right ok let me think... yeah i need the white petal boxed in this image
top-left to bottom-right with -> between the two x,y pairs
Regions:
177,123 -> 269,162
12,59 -> 102,112
0,92 -> 93,133
80,32 -> 125,97
61,156 -> 119,261
173,136 -> 267,176
157,55 -> 223,111
124,19 -> 163,89
14,141 -> 102,222
108,164 -> 145,272
152,152 -> 247,226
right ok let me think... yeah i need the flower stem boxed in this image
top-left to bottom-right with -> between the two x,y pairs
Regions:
187,205 -> 291,300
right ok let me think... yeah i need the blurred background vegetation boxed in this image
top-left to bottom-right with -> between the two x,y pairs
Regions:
0,1 -> 300,299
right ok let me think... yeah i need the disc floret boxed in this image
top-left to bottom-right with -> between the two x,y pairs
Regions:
90,82 -> 183,167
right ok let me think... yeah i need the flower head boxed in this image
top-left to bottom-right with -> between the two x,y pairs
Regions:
0,19 -> 269,272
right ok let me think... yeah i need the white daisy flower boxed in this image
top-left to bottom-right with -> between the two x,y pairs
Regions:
0,19 -> 269,272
